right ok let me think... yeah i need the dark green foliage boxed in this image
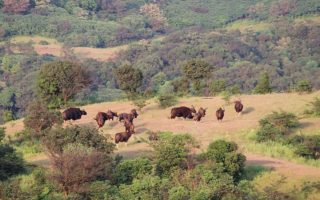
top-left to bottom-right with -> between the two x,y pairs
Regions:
0,128 -> 25,181
157,94 -> 178,109
23,100 -> 63,137
182,59 -> 211,94
182,59 -> 212,81
37,61 -> 91,108
113,158 -> 153,185
295,80 -> 312,93
42,125 -> 114,156
152,133 -> 197,177
256,123 -> 285,142
256,111 -> 300,142
205,140 -> 246,182
292,135 -> 320,159
0,168 -> 58,200
206,140 -> 238,163
209,80 -> 226,96
253,72 -> 272,94
304,97 -> 320,117
117,175 -> 170,200
114,64 -> 143,94
171,77 -> 190,96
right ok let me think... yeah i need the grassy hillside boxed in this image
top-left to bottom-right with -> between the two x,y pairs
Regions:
3,92 -> 320,168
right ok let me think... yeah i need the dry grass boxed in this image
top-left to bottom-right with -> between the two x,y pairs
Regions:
2,92 -> 320,179
72,45 -> 128,62
10,36 -> 63,57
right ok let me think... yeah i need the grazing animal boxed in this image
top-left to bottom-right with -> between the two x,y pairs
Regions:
94,112 -> 108,128
216,107 -> 225,121
198,107 -> 207,116
62,108 -> 87,121
106,110 -> 118,120
234,100 -> 244,115
124,118 -> 135,134
119,109 -> 138,123
170,106 -> 196,119
115,130 -> 133,147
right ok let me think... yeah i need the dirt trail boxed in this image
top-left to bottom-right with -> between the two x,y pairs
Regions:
3,93 -> 320,179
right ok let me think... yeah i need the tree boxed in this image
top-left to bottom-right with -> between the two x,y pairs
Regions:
2,0 -> 33,14
253,72 -> 272,94
209,80 -> 226,96
0,128 -> 25,181
50,143 -> 109,197
152,133 -> 197,177
140,3 -> 168,32
0,88 -> 18,122
295,80 -> 312,93
114,64 -> 143,95
37,61 -> 91,108
182,59 -> 212,94
23,100 -> 63,138
113,158 -> 153,185
205,140 -> 246,182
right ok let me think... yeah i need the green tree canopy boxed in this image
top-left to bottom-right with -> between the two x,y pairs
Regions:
114,64 -> 143,94
37,61 -> 91,108
253,72 -> 272,94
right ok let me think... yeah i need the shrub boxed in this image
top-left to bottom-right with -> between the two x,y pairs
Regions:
0,128 -> 25,181
113,158 -> 153,185
23,100 -> 63,138
209,80 -> 226,96
42,125 -> 114,156
38,40 -> 49,45
295,80 -> 312,93
169,186 -> 190,200
256,111 -> 300,142
152,133 -> 197,177
294,135 -> 320,159
205,140 -> 246,182
50,143 -> 110,197
157,94 -> 178,109
253,72 -> 272,94
304,97 -> 320,117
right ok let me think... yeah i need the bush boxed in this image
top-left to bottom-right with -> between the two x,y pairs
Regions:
42,125 -> 114,156
113,158 -> 153,185
295,80 -> 312,93
157,94 -> 178,109
304,97 -> 320,117
294,135 -> 320,159
38,40 -> 49,45
253,72 -> 272,94
209,80 -> 226,96
152,133 -> 197,177
256,111 -> 300,142
205,140 -> 246,182
23,100 -> 63,138
0,128 -> 25,181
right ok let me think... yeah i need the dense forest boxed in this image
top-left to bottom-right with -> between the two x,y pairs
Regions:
0,0 -> 319,122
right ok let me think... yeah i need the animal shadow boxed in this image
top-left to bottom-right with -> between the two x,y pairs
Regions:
242,107 -> 255,114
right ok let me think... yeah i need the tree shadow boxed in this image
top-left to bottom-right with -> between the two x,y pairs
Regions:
299,121 -> 313,129
242,107 -> 255,114
243,165 -> 272,180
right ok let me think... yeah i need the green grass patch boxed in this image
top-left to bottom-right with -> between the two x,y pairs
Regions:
225,19 -> 271,32
13,140 -> 42,159
236,130 -> 320,168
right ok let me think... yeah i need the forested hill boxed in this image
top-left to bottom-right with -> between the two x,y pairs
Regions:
0,0 -> 320,123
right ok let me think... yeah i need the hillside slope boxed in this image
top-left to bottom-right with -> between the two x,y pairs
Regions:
3,92 -> 320,179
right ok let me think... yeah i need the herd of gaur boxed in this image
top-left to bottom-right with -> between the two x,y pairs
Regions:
62,101 -> 244,147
